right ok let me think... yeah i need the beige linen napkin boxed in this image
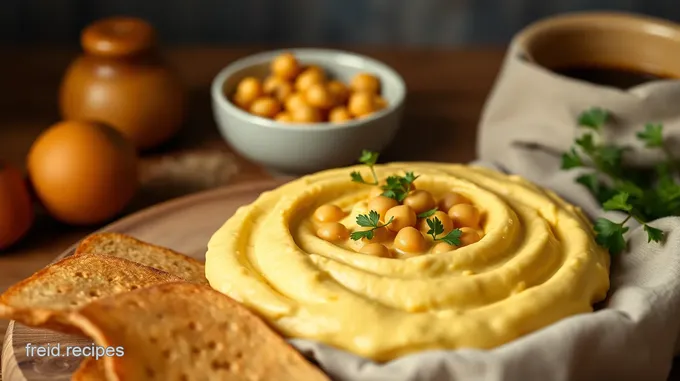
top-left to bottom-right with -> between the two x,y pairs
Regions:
290,40 -> 680,380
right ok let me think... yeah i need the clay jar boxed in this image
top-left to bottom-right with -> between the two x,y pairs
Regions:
60,17 -> 185,150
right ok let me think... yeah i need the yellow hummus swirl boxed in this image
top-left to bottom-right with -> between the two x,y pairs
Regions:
206,163 -> 610,361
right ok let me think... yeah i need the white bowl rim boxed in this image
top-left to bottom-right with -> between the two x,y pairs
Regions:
210,48 -> 407,131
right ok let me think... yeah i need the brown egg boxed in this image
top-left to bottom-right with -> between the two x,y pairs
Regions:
348,92 -> 376,117
291,105 -> 322,123
295,66 -> 326,92
0,163 -> 34,250
350,73 -> 381,93
27,121 -> 138,225
329,106 -> 353,123
271,53 -> 300,80
327,80 -> 350,105
304,83 -> 335,109
249,97 -> 282,118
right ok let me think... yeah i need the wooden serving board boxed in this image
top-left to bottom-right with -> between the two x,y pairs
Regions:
1,179 -> 284,381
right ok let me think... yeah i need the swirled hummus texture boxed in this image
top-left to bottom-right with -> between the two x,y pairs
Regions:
206,163 -> 610,361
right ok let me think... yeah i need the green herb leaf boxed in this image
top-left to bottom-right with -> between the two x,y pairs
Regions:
350,212 -> 393,241
578,107 -> 609,130
426,217 -> 444,240
403,171 -> 419,184
359,150 -> 379,166
417,208 -> 438,218
350,171 -> 365,183
576,173 -> 600,195
356,210 -> 381,228
602,192 -> 633,212
643,224 -> 665,243
561,148 -> 583,169
636,123 -> 664,148
439,229 -> 462,246
594,218 -> 629,255
595,145 -> 626,171
575,133 -> 596,153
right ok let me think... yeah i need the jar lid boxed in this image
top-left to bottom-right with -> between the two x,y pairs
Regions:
81,17 -> 156,57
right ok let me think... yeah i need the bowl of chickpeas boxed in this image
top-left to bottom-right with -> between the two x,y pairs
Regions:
211,49 -> 406,174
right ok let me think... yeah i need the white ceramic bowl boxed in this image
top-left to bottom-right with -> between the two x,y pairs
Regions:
211,48 -> 406,175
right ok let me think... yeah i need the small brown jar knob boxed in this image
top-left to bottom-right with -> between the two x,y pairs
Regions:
81,17 -> 156,57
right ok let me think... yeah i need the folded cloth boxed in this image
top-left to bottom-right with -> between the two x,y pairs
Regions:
289,38 -> 680,381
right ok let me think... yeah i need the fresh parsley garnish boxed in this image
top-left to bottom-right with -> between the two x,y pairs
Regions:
381,172 -> 419,202
425,217 -> 462,246
417,208 -> 438,218
349,210 -> 394,241
350,150 -> 380,185
561,107 -> 670,254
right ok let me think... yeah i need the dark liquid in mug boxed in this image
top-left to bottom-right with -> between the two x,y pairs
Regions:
553,64 -> 673,89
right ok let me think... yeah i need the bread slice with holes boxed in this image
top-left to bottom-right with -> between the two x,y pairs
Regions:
74,232 -> 207,285
67,282 -> 330,381
0,254 -> 181,333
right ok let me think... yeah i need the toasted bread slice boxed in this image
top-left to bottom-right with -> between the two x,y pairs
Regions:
68,282 -> 330,381
0,254 -> 181,333
74,233 -> 207,285
72,357 -> 105,381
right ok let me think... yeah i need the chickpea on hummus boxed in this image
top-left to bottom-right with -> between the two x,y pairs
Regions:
206,162 -> 610,361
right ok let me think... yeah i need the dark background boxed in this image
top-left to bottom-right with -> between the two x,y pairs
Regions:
2,0 -> 679,46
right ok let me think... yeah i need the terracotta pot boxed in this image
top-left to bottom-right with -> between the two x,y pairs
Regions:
60,17 -> 186,150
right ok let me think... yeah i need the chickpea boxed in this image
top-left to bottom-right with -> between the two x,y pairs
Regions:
417,211 -> 453,234
368,196 -> 398,221
249,97 -> 281,118
233,77 -> 263,108
394,226 -> 427,253
274,112 -> 294,122
304,83 -> 335,109
316,222 -> 349,242
263,76 -> 294,102
313,204 -> 345,222
350,73 -> 381,94
359,243 -> 391,258
438,192 -> 471,212
403,190 -> 436,214
459,227 -> 481,246
374,95 -> 388,110
271,53 -> 300,80
295,67 -> 326,92
291,105 -> 322,123
431,242 -> 457,254
448,204 -> 481,228
348,92 -> 376,117
327,80 -> 349,105
232,92 -> 255,109
285,92 -> 308,111
329,106 -> 353,123
384,205 -> 417,232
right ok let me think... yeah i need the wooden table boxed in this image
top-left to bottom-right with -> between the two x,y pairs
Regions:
3,46 -> 678,380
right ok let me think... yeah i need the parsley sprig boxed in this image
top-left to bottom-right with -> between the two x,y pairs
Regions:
561,107 -> 674,254
425,217 -> 462,246
350,150 -> 379,185
349,210 -> 394,241
349,151 -> 420,202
